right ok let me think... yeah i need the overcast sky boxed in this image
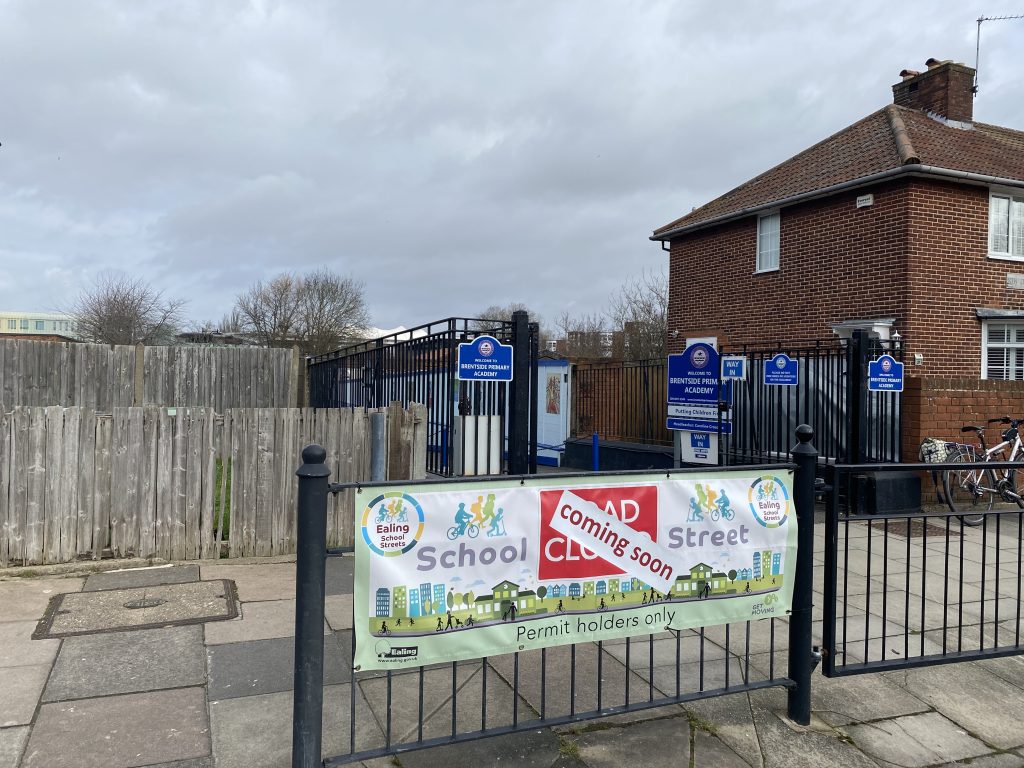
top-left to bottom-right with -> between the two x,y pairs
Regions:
2,1 -> 1023,333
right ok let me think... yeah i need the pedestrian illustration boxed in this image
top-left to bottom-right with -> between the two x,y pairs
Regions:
557,600 -> 564,612
436,617 -> 443,632
481,493 -> 496,526
687,498 -> 704,522
396,618 -> 402,627
466,616 -> 474,627
642,591 -> 649,605
487,508 -> 505,537
445,611 -> 454,630
696,484 -> 709,514
744,583 -> 751,593
701,583 -> 711,599
410,617 -> 416,626
471,495 -> 484,525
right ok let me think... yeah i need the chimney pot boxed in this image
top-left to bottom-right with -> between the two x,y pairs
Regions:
925,57 -> 943,69
899,69 -> 921,81
892,59 -> 974,123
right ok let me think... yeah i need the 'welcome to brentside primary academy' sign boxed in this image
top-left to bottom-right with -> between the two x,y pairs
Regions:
354,471 -> 796,671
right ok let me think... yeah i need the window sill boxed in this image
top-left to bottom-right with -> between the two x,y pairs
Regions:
753,266 -> 779,275
987,253 -> 1024,262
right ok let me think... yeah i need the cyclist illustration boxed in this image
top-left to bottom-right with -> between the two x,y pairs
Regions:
375,505 -> 388,523
378,621 -> 391,636
757,481 -> 775,502
447,502 -> 480,540
711,489 -> 735,521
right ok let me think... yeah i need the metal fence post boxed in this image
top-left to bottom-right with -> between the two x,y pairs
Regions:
293,445 -> 331,768
508,310 -> 531,474
592,431 -> 600,472
787,424 -> 817,726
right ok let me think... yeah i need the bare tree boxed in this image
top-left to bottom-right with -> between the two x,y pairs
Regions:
471,303 -> 537,330
234,273 -> 303,347
299,268 -> 369,356
70,272 -> 186,345
233,269 -> 368,355
606,269 -> 667,361
555,311 -> 611,358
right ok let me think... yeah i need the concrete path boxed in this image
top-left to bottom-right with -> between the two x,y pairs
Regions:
2,531 -> 1023,768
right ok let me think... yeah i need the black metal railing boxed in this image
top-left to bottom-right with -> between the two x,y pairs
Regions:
822,460 -> 1024,677
307,316 -> 538,476
291,429 -> 821,767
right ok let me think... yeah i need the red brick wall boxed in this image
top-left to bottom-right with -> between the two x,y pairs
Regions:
903,377 -> 1024,459
667,180 -> 910,354
892,63 -> 974,123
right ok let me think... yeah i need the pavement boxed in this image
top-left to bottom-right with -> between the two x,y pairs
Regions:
2,519 -> 1024,768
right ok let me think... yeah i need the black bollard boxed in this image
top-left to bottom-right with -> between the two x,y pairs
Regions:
292,445 -> 331,768
787,424 -> 817,726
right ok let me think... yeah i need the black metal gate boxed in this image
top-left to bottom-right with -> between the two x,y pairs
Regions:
720,330 -> 902,466
821,460 -> 1024,677
307,314 -> 539,476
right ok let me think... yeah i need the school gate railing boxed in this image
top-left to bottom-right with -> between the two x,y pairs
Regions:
821,460 -> 1024,677
289,429 -> 819,767
720,330 -> 903,466
307,313 -> 539,477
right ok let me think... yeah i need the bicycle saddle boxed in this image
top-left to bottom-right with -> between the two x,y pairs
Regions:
960,425 -> 984,434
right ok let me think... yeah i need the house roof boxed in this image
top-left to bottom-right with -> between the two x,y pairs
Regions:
652,104 -> 1024,240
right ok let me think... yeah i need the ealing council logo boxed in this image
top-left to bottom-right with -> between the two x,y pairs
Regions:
748,476 -> 790,528
361,492 -> 425,556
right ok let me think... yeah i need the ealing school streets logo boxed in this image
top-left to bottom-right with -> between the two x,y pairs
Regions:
362,492 -> 425,556
747,476 -> 790,528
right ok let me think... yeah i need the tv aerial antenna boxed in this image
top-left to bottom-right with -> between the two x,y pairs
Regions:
974,13 -> 1024,95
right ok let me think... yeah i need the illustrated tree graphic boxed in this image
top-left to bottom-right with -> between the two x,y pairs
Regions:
453,592 -> 464,609
728,570 -> 737,583
447,591 -> 455,611
465,591 -> 474,609
537,585 -> 548,601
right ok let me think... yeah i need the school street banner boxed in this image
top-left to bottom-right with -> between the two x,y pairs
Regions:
354,470 -> 796,671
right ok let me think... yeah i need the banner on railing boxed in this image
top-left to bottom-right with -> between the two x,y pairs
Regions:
353,469 -> 796,670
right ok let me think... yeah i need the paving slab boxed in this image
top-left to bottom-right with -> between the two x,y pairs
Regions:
43,625 -> 205,702
0,577 -> 84,621
325,594 -> 353,631
199,563 -> 295,602
140,760 -> 214,768
809,669 -> 930,727
1,664 -> 51,727
204,599 -> 327,645
0,726 -> 29,768
978,654 -> 1024,689
209,684 -> 382,768
935,754 -> 1024,768
840,711 -> 991,767
208,633 -> 351,699
398,728 -> 565,768
325,555 -> 354,596
35,580 -> 237,638
0,620 -> 60,668
22,687 -> 210,768
572,716 -> 692,767
685,691 -> 765,767
898,663 -> 1024,749
83,564 -> 200,592
695,728 -> 757,768
746,688 -> 880,768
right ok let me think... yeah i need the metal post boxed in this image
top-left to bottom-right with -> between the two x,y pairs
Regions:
371,411 -> 387,482
292,445 -> 330,768
508,310 -> 530,475
847,330 -> 867,464
673,430 -> 682,469
592,431 -> 600,472
787,424 -> 817,726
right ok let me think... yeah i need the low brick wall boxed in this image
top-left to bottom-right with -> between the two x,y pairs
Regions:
903,377 -> 1024,458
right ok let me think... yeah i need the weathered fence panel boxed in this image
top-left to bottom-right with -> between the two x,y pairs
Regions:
0,404 -> 427,565
0,339 -> 299,409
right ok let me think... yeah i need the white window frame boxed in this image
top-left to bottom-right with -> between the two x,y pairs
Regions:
755,211 -> 780,273
981,320 -> 1024,380
988,189 -> 1024,261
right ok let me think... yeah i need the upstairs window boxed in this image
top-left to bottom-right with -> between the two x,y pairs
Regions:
982,321 -> 1024,380
756,212 -> 780,272
6,319 -> 15,330
35,320 -> 44,330
989,192 -> 1024,259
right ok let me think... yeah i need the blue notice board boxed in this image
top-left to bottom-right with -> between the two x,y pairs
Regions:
764,353 -> 798,386
457,335 -> 513,381
867,354 -> 904,392
721,355 -> 747,380
666,343 -> 732,434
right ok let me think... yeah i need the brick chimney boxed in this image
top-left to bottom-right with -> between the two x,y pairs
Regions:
892,58 -> 975,123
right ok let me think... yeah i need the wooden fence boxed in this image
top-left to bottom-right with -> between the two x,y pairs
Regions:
0,404 -> 427,566
0,339 -> 300,410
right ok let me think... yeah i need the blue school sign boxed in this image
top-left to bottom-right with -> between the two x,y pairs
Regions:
666,343 -> 732,434
763,353 -> 798,386
867,354 -> 904,392
457,335 -> 513,381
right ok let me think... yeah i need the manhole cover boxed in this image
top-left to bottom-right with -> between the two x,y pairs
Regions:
124,596 -> 168,609
33,579 -> 239,639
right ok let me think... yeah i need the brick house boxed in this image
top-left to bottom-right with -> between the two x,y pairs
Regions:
652,59 -> 1024,457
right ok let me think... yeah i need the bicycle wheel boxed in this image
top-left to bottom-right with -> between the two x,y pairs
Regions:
943,449 -> 994,526
1006,468 -> 1024,510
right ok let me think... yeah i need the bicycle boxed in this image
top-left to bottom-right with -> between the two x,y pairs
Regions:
446,522 -> 480,540
943,417 -> 1024,526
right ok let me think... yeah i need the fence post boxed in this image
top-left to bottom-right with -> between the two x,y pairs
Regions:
787,424 -> 817,726
592,431 -> 600,472
508,310 -> 531,475
371,411 -> 387,482
292,445 -> 331,768
847,330 -> 867,463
